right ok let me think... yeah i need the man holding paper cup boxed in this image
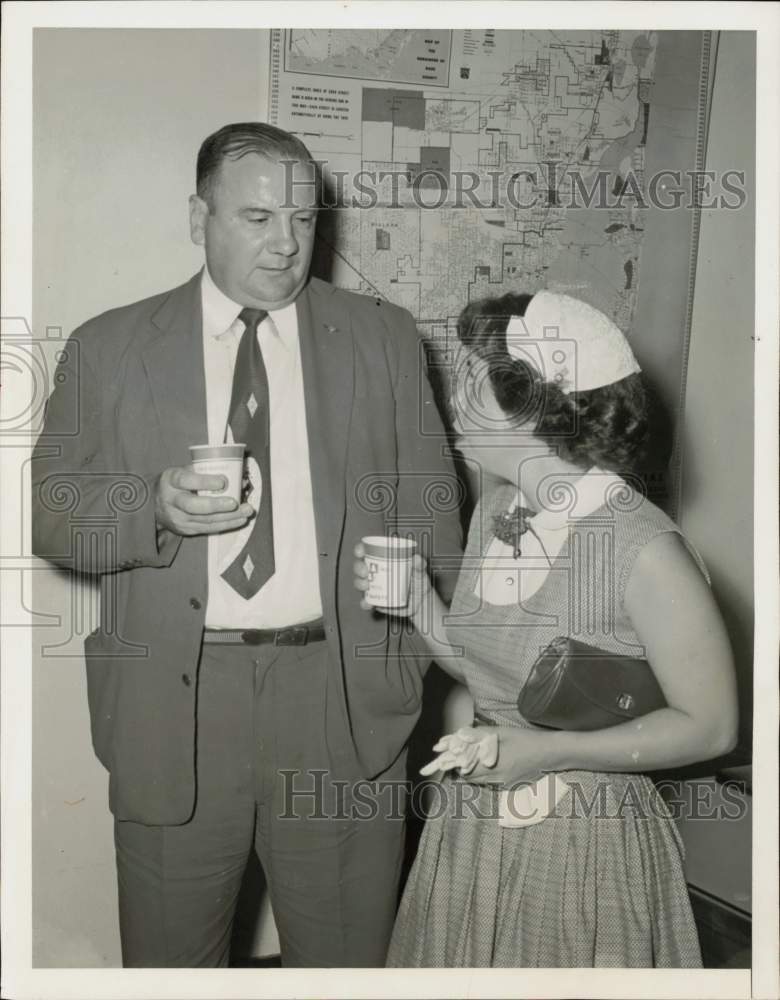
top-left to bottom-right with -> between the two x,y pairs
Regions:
31,122 -> 461,968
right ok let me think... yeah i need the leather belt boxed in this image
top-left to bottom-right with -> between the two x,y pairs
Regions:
202,619 -> 327,646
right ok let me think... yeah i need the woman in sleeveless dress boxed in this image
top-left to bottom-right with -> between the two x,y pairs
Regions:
354,290 -> 737,968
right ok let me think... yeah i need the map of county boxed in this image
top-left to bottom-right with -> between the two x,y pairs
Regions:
269,28 -> 702,377
285,29 -> 451,87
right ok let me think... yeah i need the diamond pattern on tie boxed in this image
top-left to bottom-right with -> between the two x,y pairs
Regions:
220,307 -> 275,600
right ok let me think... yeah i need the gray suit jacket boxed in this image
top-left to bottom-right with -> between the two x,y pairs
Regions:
32,272 -> 462,824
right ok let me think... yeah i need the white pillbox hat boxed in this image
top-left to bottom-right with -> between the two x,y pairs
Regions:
505,290 -> 641,393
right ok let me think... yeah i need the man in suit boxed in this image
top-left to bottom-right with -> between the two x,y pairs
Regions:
31,122 -> 462,968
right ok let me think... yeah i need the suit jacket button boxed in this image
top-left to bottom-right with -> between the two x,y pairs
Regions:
189,597 -> 202,610
181,673 -> 192,687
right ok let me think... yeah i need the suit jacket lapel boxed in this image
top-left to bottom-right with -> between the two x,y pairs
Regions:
296,278 -> 355,603
138,272 -> 354,633
141,272 -> 207,468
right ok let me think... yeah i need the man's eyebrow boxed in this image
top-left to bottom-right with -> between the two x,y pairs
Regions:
236,205 -> 317,215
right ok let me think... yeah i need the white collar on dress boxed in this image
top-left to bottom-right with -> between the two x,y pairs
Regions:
510,466 -> 628,532
477,467 -> 632,605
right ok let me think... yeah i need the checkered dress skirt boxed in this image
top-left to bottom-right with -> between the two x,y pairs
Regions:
387,483 -> 703,967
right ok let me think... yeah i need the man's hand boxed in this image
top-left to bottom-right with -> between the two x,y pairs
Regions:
154,467 -> 254,537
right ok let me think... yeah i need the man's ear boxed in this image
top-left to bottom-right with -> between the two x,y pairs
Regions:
189,194 -> 208,246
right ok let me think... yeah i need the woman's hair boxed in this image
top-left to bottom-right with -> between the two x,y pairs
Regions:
456,292 -> 650,473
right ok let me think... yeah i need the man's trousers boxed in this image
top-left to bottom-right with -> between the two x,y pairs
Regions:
113,639 -> 407,967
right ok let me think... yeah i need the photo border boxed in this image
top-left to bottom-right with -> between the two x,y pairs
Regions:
2,3 -> 777,998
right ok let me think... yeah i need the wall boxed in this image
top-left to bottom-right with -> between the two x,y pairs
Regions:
679,31 -> 755,758
674,30 -> 755,916
32,28 -> 269,966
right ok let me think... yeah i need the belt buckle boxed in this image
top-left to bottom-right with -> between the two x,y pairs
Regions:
240,630 -> 265,645
275,626 -> 307,646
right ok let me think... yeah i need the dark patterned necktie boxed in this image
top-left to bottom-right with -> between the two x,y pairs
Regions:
221,308 -> 275,598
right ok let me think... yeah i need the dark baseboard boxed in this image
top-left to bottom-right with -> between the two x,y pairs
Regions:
689,885 -> 751,969
230,955 -> 282,967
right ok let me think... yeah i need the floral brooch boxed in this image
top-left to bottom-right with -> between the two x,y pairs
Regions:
491,506 -> 536,559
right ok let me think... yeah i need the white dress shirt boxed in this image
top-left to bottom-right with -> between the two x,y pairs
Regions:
200,267 -> 322,628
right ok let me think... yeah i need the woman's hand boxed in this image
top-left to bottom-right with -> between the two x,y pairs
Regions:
421,725 -> 562,786
467,726 -> 560,785
352,543 -> 469,684
352,543 -> 432,619
419,727 -> 498,777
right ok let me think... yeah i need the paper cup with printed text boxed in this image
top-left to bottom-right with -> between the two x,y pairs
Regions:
189,444 -> 245,502
361,536 -> 417,610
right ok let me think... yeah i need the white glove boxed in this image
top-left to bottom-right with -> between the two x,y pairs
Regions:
419,726 -> 498,777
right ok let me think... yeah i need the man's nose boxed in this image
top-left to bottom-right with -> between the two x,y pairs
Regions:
268,218 -> 298,256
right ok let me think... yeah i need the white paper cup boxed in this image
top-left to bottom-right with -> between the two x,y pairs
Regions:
189,444 -> 245,502
361,536 -> 417,609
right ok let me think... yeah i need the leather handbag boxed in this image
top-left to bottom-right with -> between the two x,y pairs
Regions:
517,636 -> 667,731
